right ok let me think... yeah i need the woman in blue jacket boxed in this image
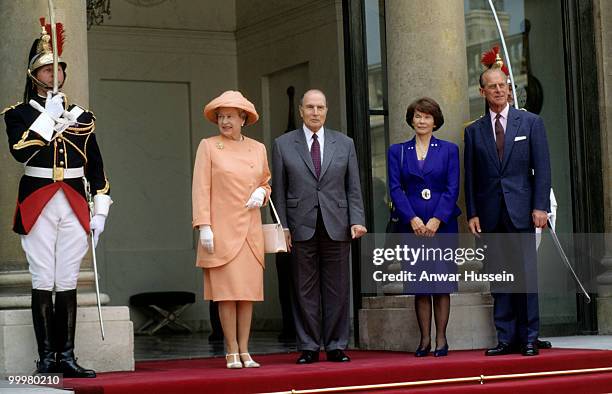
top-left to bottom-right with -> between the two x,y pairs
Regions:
387,97 -> 461,357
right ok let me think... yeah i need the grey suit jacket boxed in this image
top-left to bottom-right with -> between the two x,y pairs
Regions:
272,128 -> 365,242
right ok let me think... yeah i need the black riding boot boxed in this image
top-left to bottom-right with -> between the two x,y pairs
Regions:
31,289 -> 57,373
55,290 -> 96,378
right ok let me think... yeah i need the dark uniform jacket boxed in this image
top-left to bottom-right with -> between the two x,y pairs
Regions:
2,95 -> 110,235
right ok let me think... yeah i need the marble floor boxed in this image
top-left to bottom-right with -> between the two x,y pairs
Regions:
134,332 -> 612,362
540,335 -> 612,350
134,331 -> 298,361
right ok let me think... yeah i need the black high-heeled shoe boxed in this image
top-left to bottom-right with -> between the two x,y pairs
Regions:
415,344 -> 431,357
434,343 -> 449,357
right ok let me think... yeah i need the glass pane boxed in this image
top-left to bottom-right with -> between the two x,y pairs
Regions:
365,0 -> 384,110
365,0 -> 389,233
370,114 -> 389,233
464,0 -> 576,335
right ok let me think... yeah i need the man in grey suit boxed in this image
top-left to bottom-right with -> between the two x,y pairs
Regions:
272,89 -> 367,364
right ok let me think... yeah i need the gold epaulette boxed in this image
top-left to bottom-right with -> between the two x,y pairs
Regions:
1,102 -> 22,115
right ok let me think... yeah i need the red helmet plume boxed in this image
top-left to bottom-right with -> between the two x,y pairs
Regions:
481,45 -> 509,76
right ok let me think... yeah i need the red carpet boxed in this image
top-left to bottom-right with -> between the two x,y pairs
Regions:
63,349 -> 612,394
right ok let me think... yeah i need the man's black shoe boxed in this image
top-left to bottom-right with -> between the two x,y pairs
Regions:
522,342 -> 539,356
296,350 -> 319,364
326,349 -> 350,362
485,342 -> 513,356
537,339 -> 552,349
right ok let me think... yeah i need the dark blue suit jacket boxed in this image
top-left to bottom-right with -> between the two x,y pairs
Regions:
388,136 -> 461,231
464,107 -> 551,231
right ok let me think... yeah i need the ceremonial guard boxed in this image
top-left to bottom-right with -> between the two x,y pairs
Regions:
2,18 -> 111,377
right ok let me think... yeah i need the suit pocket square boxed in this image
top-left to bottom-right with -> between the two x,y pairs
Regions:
514,136 -> 527,141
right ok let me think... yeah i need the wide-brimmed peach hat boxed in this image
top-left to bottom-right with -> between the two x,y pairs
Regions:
203,90 -> 259,126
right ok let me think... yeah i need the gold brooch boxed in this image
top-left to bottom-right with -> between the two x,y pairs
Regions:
216,142 -> 224,150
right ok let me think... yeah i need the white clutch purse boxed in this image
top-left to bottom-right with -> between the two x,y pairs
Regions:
263,198 -> 289,253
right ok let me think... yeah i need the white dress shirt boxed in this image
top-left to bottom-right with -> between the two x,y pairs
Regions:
489,103 -> 509,142
303,125 -> 325,162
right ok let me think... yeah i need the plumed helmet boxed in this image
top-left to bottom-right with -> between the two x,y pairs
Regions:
481,45 -> 510,83
24,17 -> 67,100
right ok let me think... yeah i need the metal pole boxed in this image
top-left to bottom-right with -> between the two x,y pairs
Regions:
47,0 -> 59,94
259,366 -> 612,394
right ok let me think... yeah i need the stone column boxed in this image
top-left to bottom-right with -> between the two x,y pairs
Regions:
0,0 -> 94,307
359,0 -> 496,352
385,0 -> 470,147
384,0 -> 476,287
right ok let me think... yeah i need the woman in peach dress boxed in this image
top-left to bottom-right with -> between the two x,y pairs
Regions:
192,91 -> 271,369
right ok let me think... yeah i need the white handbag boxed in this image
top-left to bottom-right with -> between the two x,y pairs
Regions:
263,198 -> 289,253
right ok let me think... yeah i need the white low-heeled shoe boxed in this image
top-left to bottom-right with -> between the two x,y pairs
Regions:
240,353 -> 260,368
226,353 -> 243,369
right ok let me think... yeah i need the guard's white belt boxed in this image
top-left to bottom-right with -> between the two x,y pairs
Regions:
25,166 -> 84,179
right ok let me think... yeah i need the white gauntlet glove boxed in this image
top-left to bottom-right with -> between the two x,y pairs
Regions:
90,215 -> 107,248
245,187 -> 266,209
90,195 -> 112,248
29,92 -> 67,141
199,225 -> 214,253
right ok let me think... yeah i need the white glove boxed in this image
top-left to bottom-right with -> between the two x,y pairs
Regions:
245,187 -> 266,209
28,92 -> 67,141
549,189 -> 558,231
94,194 -> 113,217
199,225 -> 214,253
90,214 -> 107,248
54,110 -> 78,133
45,91 -> 65,119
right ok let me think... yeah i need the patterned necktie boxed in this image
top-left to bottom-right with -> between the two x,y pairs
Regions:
311,133 -> 321,179
495,113 -> 504,161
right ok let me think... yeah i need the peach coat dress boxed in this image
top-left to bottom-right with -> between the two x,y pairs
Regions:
192,134 -> 271,301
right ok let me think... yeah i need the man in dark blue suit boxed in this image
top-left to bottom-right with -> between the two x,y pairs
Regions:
464,67 -> 551,356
